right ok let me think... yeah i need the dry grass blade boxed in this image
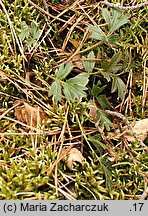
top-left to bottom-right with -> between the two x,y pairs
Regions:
142,59 -> 148,115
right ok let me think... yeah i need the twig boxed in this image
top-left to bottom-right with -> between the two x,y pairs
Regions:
105,110 -> 148,151
101,1 -> 148,11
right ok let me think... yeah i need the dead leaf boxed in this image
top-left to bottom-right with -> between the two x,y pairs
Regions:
127,118 -> 148,142
69,39 -> 80,49
64,148 -> 84,169
14,100 -> 48,128
108,118 -> 148,142
71,54 -> 84,70
88,101 -> 97,120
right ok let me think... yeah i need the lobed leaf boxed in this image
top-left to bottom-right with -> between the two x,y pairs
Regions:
63,73 -> 89,101
98,109 -> 112,131
101,52 -> 123,73
57,62 -> 73,80
111,76 -> 127,100
109,9 -> 130,33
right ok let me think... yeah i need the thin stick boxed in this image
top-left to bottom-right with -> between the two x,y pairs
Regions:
101,1 -> 148,11
105,110 -> 148,151
140,187 -> 148,200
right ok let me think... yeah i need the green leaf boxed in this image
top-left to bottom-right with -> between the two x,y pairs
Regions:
91,85 -> 107,97
109,9 -> 130,33
89,25 -> 106,41
18,22 -> 30,41
67,72 -> 89,86
107,52 -> 122,70
83,51 -> 95,73
57,62 -> 73,80
96,95 -> 111,110
102,9 -> 111,23
107,34 -> 118,46
111,76 -> 127,100
88,135 -> 105,155
101,52 -> 122,73
98,109 -> 112,131
48,81 -> 62,102
99,71 -> 112,82
63,73 -> 89,101
99,157 -> 113,189
19,28 -> 30,41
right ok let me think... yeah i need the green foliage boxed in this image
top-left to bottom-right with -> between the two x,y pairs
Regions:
88,135 -> 106,155
83,51 -> 95,73
111,76 -> 127,100
89,8 -> 130,44
18,21 -> 42,49
48,80 -> 62,103
57,62 -> 74,80
89,25 -> 106,41
91,83 -> 111,109
101,52 -> 123,73
0,0 -> 147,200
99,52 -> 127,100
48,63 -> 89,102
64,73 -> 89,102
97,109 -> 112,131
102,9 -> 130,33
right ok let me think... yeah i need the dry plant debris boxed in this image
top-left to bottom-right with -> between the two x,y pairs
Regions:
108,119 -> 148,142
125,119 -> 148,142
14,100 -> 48,128
63,147 -> 84,169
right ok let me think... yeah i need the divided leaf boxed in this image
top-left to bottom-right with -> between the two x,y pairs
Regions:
98,109 -> 112,131
88,135 -> 106,155
111,76 -> 127,100
102,52 -> 122,73
89,102 -> 112,131
99,71 -> 112,82
109,9 -> 130,33
57,62 -> 73,80
91,84 -> 107,97
96,95 -> 111,110
99,158 -> 113,189
64,73 -> 89,101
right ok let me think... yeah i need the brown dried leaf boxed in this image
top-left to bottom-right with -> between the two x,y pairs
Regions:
88,101 -> 97,120
71,54 -> 84,70
69,39 -> 80,48
65,148 -> 84,169
108,118 -> 148,142
14,100 -> 48,128
127,118 -> 148,142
